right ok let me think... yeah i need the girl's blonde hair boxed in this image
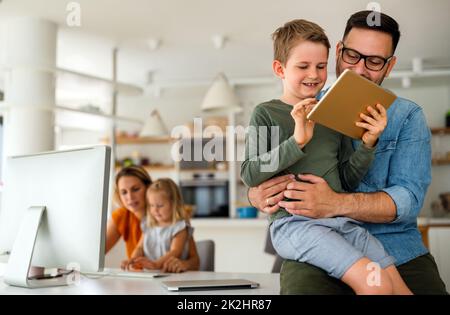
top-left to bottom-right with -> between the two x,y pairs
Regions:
146,178 -> 186,227
114,165 -> 152,208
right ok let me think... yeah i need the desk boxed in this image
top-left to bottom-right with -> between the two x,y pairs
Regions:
0,271 -> 280,295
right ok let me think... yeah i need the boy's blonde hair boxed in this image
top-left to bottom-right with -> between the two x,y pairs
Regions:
272,19 -> 331,65
146,178 -> 186,227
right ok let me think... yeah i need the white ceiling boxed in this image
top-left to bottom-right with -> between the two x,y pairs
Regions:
0,0 -> 450,86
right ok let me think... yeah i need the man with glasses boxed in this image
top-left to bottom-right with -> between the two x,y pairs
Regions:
248,10 -> 447,294
340,44 -> 394,72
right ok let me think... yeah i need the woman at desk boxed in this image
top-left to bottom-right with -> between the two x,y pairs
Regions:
105,165 -> 200,272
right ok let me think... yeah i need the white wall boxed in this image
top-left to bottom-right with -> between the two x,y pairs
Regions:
386,78 -> 450,129
56,128 -> 105,149
57,28 -> 115,80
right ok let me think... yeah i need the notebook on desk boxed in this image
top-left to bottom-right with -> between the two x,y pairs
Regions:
162,279 -> 260,291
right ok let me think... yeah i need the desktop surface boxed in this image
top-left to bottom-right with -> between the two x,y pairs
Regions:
0,270 -> 280,295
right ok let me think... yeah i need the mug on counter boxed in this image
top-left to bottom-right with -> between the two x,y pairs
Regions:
237,207 -> 258,218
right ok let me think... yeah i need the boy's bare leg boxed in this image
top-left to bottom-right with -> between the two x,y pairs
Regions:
341,257 -> 394,295
385,265 -> 413,295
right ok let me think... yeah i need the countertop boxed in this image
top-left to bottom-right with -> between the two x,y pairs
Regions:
417,216 -> 450,226
191,218 -> 269,228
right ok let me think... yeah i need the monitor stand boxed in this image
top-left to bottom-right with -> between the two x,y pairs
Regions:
3,206 -> 71,288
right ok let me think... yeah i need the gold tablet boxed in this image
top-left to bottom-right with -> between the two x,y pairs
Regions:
307,69 -> 397,139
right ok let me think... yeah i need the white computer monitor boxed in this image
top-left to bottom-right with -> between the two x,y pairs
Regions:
0,145 -> 111,288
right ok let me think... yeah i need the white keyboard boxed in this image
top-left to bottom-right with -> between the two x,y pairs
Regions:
85,268 -> 169,279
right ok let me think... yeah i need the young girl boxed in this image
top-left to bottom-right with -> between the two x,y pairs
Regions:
123,178 -> 193,271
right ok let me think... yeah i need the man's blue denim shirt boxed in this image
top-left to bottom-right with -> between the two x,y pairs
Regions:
317,90 -> 431,266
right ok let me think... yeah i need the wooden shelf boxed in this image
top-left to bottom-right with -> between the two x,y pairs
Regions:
176,136 -> 245,142
109,136 -> 244,145
142,165 -> 176,171
432,158 -> 450,165
115,165 -> 176,171
105,136 -> 178,144
431,127 -> 450,135
179,168 -> 229,173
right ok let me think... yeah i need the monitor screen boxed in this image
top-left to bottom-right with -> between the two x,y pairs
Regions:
0,145 -> 111,272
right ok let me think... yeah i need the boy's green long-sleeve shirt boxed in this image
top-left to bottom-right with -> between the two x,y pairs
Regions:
240,99 -> 376,222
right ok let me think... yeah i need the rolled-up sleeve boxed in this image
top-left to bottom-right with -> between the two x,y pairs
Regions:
382,185 -> 414,224
382,107 -> 431,224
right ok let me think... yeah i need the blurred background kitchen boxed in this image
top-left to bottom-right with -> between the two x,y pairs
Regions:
0,0 -> 449,281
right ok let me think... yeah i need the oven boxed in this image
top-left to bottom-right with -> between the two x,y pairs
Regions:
179,170 -> 229,218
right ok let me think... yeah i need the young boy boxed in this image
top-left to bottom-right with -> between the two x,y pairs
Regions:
240,19 -> 411,294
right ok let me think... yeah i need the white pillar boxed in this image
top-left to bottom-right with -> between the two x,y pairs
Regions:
3,18 -> 57,157
227,112 -> 237,218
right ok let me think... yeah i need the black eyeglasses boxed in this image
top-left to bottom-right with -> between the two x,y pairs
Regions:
340,44 -> 393,71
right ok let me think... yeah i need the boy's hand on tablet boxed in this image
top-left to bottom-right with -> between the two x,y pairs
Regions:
291,98 -> 317,148
356,103 -> 387,148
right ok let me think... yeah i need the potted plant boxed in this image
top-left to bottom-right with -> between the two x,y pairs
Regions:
446,110 -> 450,127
